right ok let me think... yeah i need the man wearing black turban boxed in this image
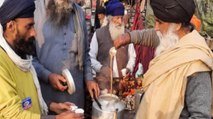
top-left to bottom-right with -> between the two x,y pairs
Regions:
0,0 -> 83,118
150,0 -> 195,24
113,0 -> 213,118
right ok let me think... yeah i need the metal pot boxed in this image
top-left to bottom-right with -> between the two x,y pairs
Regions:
92,94 -> 125,119
134,91 -> 143,111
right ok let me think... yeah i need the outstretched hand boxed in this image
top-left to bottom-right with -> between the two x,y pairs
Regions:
56,111 -> 84,119
50,102 -> 74,114
113,33 -> 131,49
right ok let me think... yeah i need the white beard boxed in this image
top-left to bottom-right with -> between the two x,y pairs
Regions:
109,22 -> 125,41
155,24 -> 180,56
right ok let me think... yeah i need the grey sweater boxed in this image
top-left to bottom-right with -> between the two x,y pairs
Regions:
180,72 -> 212,119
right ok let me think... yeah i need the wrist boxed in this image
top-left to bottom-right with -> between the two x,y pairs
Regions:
122,33 -> 131,45
48,73 -> 53,82
50,102 -> 58,112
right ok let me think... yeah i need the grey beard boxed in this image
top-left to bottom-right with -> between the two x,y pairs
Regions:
47,0 -> 73,26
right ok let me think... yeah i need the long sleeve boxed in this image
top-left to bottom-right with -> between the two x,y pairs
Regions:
41,115 -> 55,119
33,57 -> 51,83
180,71 -> 212,119
82,16 -> 93,81
89,32 -> 103,73
126,43 -> 136,72
0,75 -> 40,119
0,62 -> 40,119
129,28 -> 160,48
33,0 -> 51,83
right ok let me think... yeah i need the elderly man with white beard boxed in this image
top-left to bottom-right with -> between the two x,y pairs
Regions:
33,0 -> 100,115
113,0 -> 213,118
89,0 -> 136,93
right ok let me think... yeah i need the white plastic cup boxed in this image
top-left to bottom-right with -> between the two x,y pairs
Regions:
75,108 -> 84,114
121,68 -> 127,77
70,105 -> 78,111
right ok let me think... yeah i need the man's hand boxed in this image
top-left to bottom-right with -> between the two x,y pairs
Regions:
56,111 -> 84,119
50,102 -> 74,114
121,68 -> 131,78
86,80 -> 100,99
48,73 -> 68,91
113,33 -> 131,49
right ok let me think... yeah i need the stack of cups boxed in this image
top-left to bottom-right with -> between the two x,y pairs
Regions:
70,105 -> 84,114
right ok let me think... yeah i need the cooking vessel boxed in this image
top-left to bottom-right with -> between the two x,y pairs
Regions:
92,94 -> 125,119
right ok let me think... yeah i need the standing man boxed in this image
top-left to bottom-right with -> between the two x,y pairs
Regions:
0,0 -> 83,118
114,0 -> 213,118
96,6 -> 108,27
89,0 -> 136,92
33,0 -> 99,114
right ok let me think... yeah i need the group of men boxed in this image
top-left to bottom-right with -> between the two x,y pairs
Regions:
0,0 -> 213,119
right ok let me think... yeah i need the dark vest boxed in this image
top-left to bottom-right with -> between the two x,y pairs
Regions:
96,25 -> 129,77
